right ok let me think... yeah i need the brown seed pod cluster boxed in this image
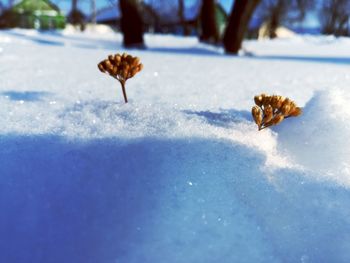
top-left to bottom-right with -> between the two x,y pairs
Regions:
98,53 -> 143,103
252,93 -> 302,130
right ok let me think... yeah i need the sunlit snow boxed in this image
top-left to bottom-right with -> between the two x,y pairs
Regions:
1,28 -> 350,263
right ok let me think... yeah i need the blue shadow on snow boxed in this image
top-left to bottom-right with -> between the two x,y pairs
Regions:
184,109 -> 251,128
1,135 -> 350,262
248,54 -> 350,65
1,91 -> 52,101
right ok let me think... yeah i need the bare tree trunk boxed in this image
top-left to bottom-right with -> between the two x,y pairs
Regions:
69,0 -> 85,30
178,0 -> 188,35
223,0 -> 261,54
120,0 -> 145,48
268,8 -> 280,38
267,0 -> 285,39
200,0 -> 219,43
72,0 -> 78,12
91,0 -> 96,24
321,0 -> 350,36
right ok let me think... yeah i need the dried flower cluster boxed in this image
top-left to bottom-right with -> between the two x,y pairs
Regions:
252,94 -> 302,130
98,53 -> 143,103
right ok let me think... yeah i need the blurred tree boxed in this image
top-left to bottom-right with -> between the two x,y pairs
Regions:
178,0 -> 190,35
223,0 -> 261,54
91,0 -> 96,24
68,0 -> 85,29
200,0 -> 219,43
8,0 -> 14,8
120,0 -> 145,48
146,0 -> 178,32
320,0 -> 350,36
256,0 -> 315,38
295,0 -> 315,22
72,0 -> 77,10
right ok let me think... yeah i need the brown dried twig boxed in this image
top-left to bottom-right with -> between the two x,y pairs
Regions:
98,53 -> 143,103
252,93 -> 302,131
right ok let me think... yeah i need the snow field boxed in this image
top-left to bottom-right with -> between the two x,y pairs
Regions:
1,29 -> 350,262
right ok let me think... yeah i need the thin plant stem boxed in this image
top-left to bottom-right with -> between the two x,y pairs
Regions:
119,80 -> 128,103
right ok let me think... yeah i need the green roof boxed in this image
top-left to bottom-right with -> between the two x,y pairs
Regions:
12,0 -> 61,14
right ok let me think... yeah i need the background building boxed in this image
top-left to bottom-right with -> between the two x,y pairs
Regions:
0,0 -> 65,29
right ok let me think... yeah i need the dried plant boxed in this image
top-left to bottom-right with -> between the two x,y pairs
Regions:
252,93 -> 302,130
98,53 -> 143,103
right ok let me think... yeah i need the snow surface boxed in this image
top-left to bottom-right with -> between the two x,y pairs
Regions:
1,29 -> 350,263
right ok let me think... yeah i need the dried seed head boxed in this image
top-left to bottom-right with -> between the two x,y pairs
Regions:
112,66 -> 118,75
282,97 -> 291,107
98,63 -> 105,73
105,60 -> 113,70
262,96 -> 271,108
121,60 -> 128,67
126,55 -> 133,62
97,52 -> 144,103
271,95 -> 284,109
276,96 -> 285,108
132,57 -> 140,66
115,54 -> 121,64
252,106 -> 262,127
252,93 -> 301,130
254,95 -> 263,107
264,114 -> 284,128
130,68 -> 138,77
98,53 -> 143,83
281,103 -> 291,115
122,69 -> 128,79
263,105 -> 273,123
288,101 -> 296,115
270,95 -> 279,109
272,114 -> 284,125
289,107 -> 302,117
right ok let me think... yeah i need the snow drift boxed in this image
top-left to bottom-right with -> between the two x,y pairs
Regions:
2,134 -> 350,263
277,89 -> 350,187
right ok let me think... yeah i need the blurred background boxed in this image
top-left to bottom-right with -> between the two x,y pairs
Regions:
0,0 -> 348,53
